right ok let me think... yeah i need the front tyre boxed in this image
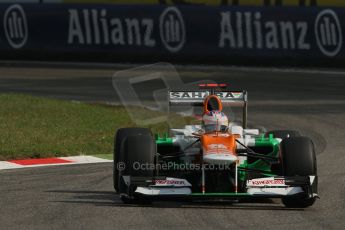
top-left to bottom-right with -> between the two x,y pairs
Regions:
280,137 -> 317,208
118,134 -> 155,204
267,130 -> 301,175
114,128 -> 151,192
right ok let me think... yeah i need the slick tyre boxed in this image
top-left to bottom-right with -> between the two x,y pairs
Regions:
266,130 -> 301,175
114,128 -> 151,192
280,137 -> 317,208
120,135 -> 156,204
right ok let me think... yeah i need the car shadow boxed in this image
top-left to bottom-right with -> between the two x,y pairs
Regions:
47,190 -> 303,211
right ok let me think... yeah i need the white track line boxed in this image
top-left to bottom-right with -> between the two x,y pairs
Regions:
0,156 -> 112,171
0,161 -> 24,170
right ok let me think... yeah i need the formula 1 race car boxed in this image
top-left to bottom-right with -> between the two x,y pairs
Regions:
113,83 -> 318,208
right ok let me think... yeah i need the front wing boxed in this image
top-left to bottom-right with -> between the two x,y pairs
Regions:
120,176 -> 318,200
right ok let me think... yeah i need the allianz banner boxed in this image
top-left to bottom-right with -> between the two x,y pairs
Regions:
0,4 -> 344,62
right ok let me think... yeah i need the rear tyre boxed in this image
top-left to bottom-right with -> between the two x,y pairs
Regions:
280,137 -> 317,208
265,130 -> 300,139
114,128 -> 151,192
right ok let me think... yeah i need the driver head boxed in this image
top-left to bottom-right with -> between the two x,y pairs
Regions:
202,110 -> 229,132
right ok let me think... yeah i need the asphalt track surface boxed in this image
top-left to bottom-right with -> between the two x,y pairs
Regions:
0,64 -> 344,229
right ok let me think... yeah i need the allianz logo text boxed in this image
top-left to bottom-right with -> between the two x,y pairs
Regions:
219,9 -> 343,57
3,4 -> 28,49
68,7 -> 185,53
219,11 -> 310,50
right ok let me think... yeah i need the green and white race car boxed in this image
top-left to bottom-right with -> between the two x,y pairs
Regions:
113,84 -> 318,208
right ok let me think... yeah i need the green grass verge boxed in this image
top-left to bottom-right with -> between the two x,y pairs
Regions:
94,154 -> 113,160
0,94 -> 195,161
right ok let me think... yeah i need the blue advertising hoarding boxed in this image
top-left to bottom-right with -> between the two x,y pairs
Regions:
0,4 -> 344,64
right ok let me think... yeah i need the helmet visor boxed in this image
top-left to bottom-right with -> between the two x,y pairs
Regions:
204,124 -> 228,133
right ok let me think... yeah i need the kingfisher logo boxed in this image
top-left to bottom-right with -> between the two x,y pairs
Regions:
3,4 -> 28,49
315,9 -> 342,57
247,178 -> 286,187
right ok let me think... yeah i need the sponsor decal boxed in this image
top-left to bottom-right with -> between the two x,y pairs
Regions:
315,9 -> 342,57
214,92 -> 243,99
219,11 -> 310,51
153,178 -> 191,186
159,7 -> 186,53
205,144 -> 233,155
3,4 -> 28,49
169,91 -> 244,99
154,179 -> 186,185
219,9 -> 344,58
170,91 -> 207,99
207,144 -> 229,151
68,9 -> 156,47
247,178 -> 286,187
68,7 -> 185,53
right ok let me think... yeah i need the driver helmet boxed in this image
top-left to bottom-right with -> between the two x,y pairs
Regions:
202,110 -> 229,132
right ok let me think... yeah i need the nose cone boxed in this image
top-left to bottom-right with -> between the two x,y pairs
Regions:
203,153 -> 238,165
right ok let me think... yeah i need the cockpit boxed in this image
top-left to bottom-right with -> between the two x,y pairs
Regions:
201,94 -> 229,133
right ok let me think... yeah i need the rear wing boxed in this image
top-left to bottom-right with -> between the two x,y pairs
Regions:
169,91 -> 247,106
168,90 -> 248,128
